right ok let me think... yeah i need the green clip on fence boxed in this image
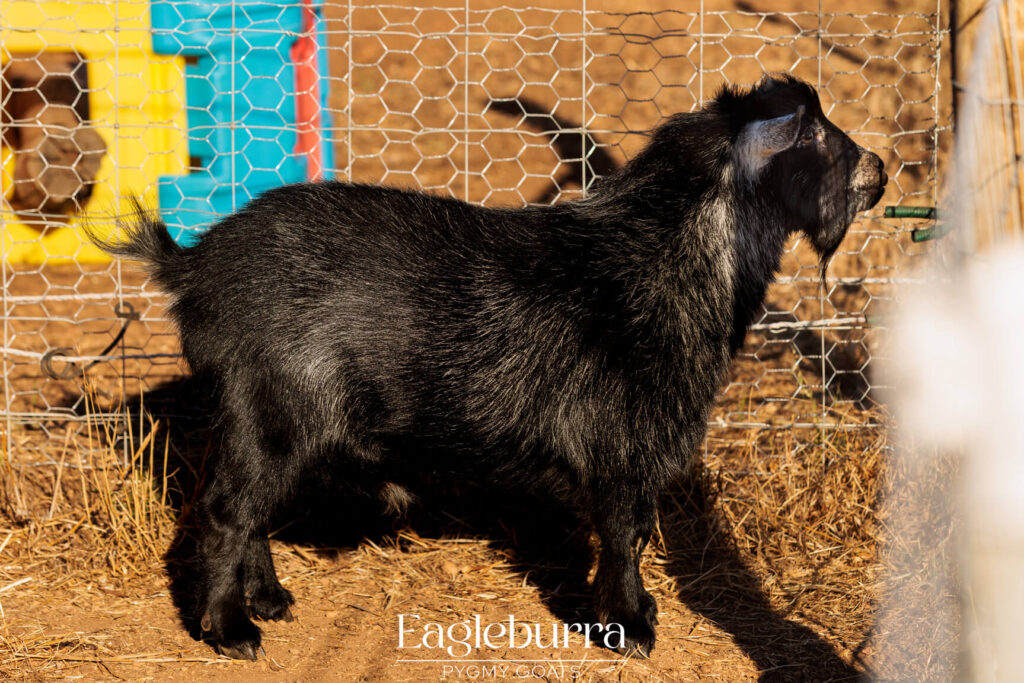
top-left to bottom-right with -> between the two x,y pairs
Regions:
884,205 -> 938,219
884,205 -> 949,242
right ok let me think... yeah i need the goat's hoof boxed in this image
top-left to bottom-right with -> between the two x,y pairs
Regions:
613,618 -> 656,659
217,641 -> 259,661
213,625 -> 262,661
602,590 -> 658,658
247,584 -> 295,622
207,612 -> 263,660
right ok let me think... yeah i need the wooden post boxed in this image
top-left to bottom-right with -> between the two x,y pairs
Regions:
953,0 -> 990,121
954,0 -> 1024,243
998,1 -> 1024,240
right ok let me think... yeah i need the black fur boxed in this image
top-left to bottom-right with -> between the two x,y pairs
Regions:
92,75 -> 885,659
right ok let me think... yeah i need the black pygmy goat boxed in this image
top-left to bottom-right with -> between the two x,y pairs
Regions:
94,75 -> 886,660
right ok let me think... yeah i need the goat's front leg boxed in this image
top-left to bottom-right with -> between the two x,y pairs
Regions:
591,477 -> 659,656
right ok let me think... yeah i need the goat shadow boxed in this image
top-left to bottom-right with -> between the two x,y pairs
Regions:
661,474 -> 867,681
109,376 -> 864,680
486,96 -> 619,204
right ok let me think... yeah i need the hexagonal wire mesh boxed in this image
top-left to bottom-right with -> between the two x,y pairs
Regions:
0,1 -> 949,465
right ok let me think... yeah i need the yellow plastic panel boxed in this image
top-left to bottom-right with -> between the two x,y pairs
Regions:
1,0 -> 188,263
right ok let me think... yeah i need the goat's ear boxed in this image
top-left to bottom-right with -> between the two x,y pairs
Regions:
734,105 -> 805,180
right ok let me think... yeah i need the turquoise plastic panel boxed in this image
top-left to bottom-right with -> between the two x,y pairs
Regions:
150,0 -> 334,244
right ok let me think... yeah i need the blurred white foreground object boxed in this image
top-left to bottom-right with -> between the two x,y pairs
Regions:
889,249 -> 1024,681
886,1 -> 1024,679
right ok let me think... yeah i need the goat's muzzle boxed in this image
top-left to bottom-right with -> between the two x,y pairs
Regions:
853,150 -> 887,211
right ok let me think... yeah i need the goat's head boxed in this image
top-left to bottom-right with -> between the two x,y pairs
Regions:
727,74 -> 887,267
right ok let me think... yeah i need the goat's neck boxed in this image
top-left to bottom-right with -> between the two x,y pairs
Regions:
642,181 -> 791,356
584,134 -> 792,356
726,194 -> 792,354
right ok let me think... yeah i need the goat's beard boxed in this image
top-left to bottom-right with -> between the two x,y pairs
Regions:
812,187 -> 879,285
817,241 -> 839,288
809,217 -> 849,285
810,215 -> 854,289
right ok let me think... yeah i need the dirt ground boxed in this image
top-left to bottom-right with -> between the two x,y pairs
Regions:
1,402 -> 920,682
0,0 -> 956,680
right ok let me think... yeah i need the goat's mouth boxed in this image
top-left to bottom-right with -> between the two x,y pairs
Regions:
849,179 -> 886,214
865,178 -> 887,207
852,161 -> 888,211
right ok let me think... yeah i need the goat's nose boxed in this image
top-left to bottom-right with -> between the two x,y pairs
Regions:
876,155 -> 888,187
859,149 -> 886,182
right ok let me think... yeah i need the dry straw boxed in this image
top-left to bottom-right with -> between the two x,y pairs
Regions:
0,385 -> 954,678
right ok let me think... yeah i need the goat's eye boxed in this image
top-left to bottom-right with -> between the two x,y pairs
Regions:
799,129 -> 815,145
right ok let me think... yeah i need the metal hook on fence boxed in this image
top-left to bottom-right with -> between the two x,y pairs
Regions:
40,302 -> 140,380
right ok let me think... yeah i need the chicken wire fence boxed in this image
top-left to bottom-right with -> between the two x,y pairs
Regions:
0,2 -> 948,465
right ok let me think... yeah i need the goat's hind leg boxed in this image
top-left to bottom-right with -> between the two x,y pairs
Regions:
198,474 -> 264,660
197,430 -> 297,659
243,536 -> 295,622
591,477 -> 659,657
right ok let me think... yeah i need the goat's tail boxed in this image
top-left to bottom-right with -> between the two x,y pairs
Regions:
87,198 -> 187,286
